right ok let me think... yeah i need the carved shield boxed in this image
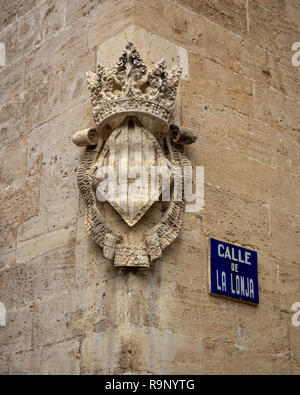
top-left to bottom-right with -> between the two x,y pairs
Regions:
93,118 -> 171,227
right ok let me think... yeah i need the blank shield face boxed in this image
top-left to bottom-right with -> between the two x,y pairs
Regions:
94,118 -> 171,227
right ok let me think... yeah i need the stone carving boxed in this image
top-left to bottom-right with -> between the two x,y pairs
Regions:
73,42 -> 196,269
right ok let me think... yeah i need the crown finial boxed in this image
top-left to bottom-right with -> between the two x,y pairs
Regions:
86,42 -> 182,129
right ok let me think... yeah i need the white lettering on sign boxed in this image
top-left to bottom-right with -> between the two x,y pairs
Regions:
230,274 -> 254,298
217,243 -> 252,265
216,270 -> 227,291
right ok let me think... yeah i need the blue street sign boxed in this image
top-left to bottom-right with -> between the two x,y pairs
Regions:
210,238 -> 259,305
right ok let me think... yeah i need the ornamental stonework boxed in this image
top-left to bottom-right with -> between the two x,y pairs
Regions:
72,42 -> 197,269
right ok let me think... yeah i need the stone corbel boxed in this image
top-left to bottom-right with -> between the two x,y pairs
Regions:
169,124 -> 198,146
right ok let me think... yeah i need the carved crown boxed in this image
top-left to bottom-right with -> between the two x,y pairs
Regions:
86,41 -> 182,129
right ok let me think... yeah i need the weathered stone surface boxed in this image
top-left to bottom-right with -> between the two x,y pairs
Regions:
27,102 -> 93,212
0,61 -> 25,106
177,0 -> 247,36
0,136 -> 28,189
185,54 -> 254,116
9,339 -> 81,375
16,226 -> 75,264
236,304 -> 289,355
134,0 -> 243,71
255,85 -> 300,131
62,52 -> 95,108
0,174 -> 40,228
249,1 -> 299,63
181,94 -> 273,166
272,126 -> 300,176
271,209 -> 300,263
241,40 -> 300,102
32,287 -> 97,347
81,330 -> 121,374
0,306 -> 33,355
66,0 -> 106,26
0,355 -> 9,375
0,0 -> 36,30
202,339 -> 300,374
1,244 -> 76,309
256,252 -> 280,307
288,321 -> 300,360
122,326 -> 204,374
200,184 -> 270,252
279,260 -> 300,312
88,0 -> 133,49
0,226 -> 16,271
39,0 -> 66,43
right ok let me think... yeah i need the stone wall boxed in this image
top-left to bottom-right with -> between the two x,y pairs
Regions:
0,0 -> 299,374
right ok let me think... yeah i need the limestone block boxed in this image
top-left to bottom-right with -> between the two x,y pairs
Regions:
32,287 -> 103,347
254,0 -> 286,19
241,41 -> 300,102
17,203 -> 77,243
1,245 -> 76,309
185,135 -> 300,218
74,216 -> 121,288
0,61 -> 25,107
39,339 -> 80,375
272,126 -> 300,176
0,306 -> 33,355
181,94 -> 273,166
255,85 -> 300,131
177,0 -> 247,37
0,355 -> 9,375
286,0 -> 300,28
27,103 -> 94,212
0,136 -> 28,189
122,326 -> 204,374
288,322 -> 300,360
0,174 -> 40,228
81,330 -> 121,374
186,54 -> 254,116
0,95 -> 26,146
279,259 -> 300,312
0,264 -> 35,309
0,0 -> 36,31
66,0 -> 105,26
61,52 -> 95,109
0,225 -> 17,271
200,184 -> 270,252
25,23 -> 88,77
202,339 -> 300,374
0,11 -> 40,66
271,209 -> 300,263
256,252 -> 280,307
23,69 -> 63,131
236,304 -> 289,355
16,226 -> 75,264
9,339 -> 80,375
249,1 -> 299,64
38,0 -> 66,43
87,0 -> 133,49
172,3 -> 243,71
156,229 -> 208,294
134,1 -> 243,71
